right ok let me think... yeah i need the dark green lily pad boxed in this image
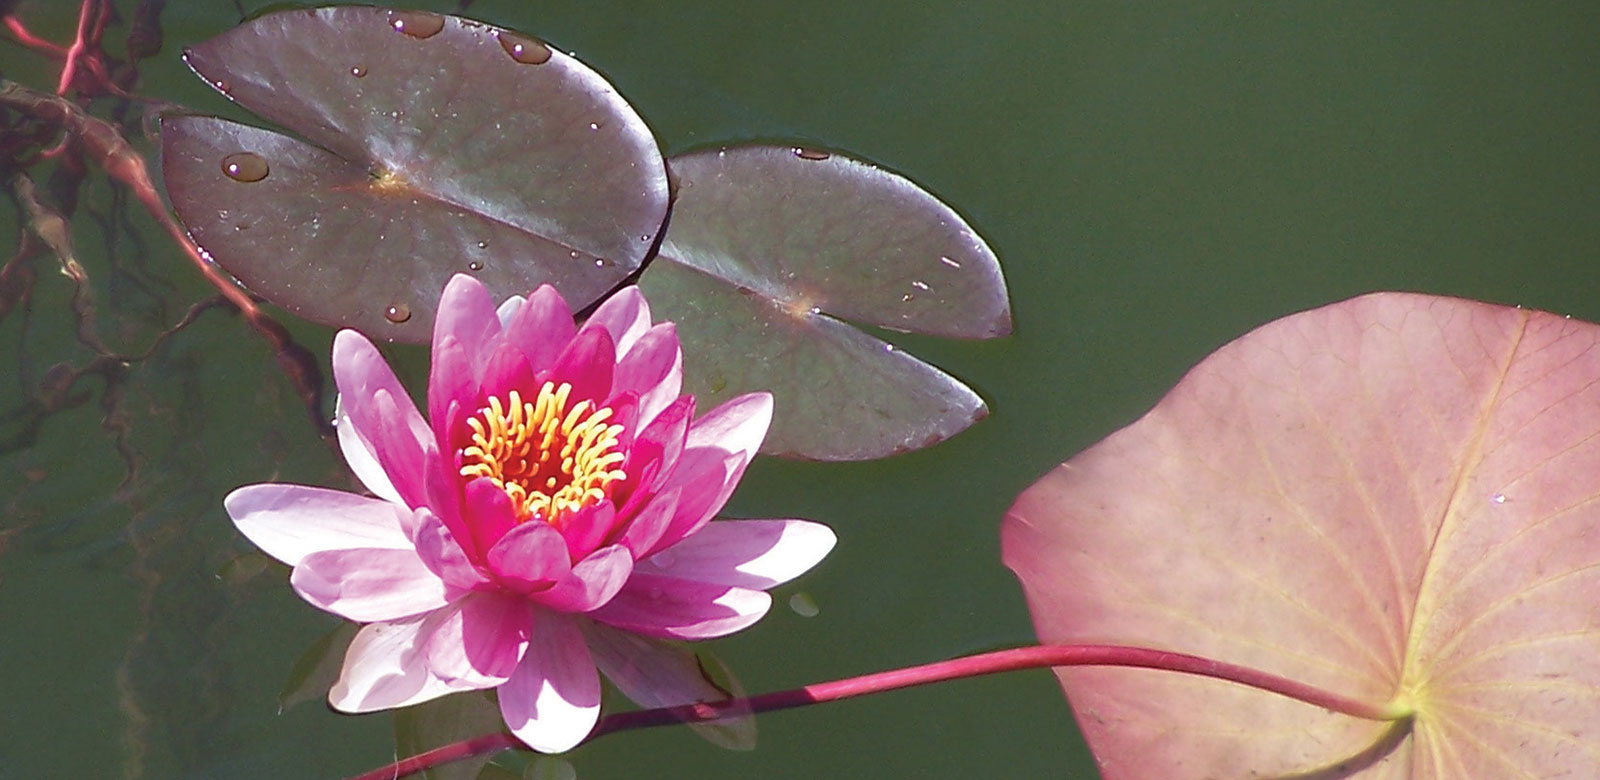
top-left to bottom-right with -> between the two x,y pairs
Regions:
160,7 -> 668,341
639,145 -> 1008,460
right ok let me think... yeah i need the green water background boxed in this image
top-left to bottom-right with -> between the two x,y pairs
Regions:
2,1 -> 1597,778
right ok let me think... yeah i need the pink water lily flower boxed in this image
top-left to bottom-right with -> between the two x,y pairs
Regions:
225,274 -> 835,752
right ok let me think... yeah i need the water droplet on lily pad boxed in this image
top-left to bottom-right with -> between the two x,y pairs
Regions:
793,147 -> 830,161
349,65 -> 367,78
388,10 -> 445,39
497,31 -> 551,64
221,152 -> 269,182
468,260 -> 484,271
385,303 -> 412,323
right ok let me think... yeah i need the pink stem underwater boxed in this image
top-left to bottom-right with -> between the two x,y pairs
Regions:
346,643 -> 1402,780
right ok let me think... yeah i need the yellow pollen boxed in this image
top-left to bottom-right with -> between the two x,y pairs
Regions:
458,382 -> 627,525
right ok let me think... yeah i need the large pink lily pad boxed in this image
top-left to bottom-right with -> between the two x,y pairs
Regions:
160,7 -> 668,342
1004,293 -> 1600,778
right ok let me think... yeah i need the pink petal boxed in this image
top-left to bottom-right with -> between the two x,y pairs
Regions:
477,347 -> 536,413
583,284 -> 651,357
612,323 -> 683,429
334,396 -> 402,505
590,573 -> 771,640
495,293 -> 525,327
431,274 -> 502,374
291,547 -> 450,622
532,544 -> 634,613
330,612 -> 486,712
486,519 -> 573,592
425,592 -> 532,687
556,501 -> 618,563
581,621 -> 735,709
637,519 -> 835,590
461,478 -> 519,562
412,509 -> 490,592
546,326 -> 615,407
332,331 -> 434,509
427,336 -> 479,447
504,285 -> 577,376
499,609 -> 600,753
620,395 -> 693,499
685,391 -> 771,463
644,450 -> 740,558
617,485 -> 680,558
225,484 -> 411,566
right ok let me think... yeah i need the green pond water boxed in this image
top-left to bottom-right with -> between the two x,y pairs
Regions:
2,1 -> 1598,778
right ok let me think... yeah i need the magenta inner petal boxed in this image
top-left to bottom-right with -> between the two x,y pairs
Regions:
427,336 -> 479,446
412,509 -> 488,592
462,478 -> 520,563
611,324 -> 683,424
645,449 -> 740,559
546,326 -> 616,407
504,285 -> 577,376
486,519 -> 572,593
557,501 -> 618,563
615,485 -> 681,559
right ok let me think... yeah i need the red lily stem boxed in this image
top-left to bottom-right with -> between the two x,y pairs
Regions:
56,0 -> 102,94
3,16 -> 70,58
345,643 -> 1404,780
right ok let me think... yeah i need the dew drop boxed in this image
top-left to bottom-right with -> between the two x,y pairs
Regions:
793,147 -> 830,161
788,592 -> 820,618
475,240 -> 489,249
220,152 -> 269,182
939,255 -> 962,269
385,303 -> 412,323
588,121 -> 601,131
911,280 -> 930,291
594,258 -> 606,267
497,31 -> 552,64
350,65 -> 367,78
569,249 -> 581,259
468,260 -> 484,271
211,78 -> 230,94
1491,492 -> 1507,504
389,10 -> 445,39
639,234 -> 651,242
901,293 -> 915,303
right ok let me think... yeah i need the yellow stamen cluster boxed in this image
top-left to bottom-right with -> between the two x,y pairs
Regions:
459,381 -> 627,525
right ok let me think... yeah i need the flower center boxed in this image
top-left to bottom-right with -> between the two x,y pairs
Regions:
459,382 -> 627,525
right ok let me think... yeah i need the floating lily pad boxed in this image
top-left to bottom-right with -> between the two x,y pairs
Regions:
160,6 -> 668,341
1005,293 -> 1600,778
639,146 -> 1009,460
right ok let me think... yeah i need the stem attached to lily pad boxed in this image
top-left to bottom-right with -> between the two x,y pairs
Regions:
347,643 -> 1412,780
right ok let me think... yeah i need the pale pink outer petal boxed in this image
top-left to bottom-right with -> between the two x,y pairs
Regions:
484,519 -> 572,591
583,284 -> 652,357
532,545 -> 633,613
332,331 -> 434,509
329,611 -> 487,712
1004,293 -> 1600,779
685,391 -> 771,462
589,573 -> 771,639
291,547 -> 450,622
225,484 -> 411,566
499,610 -> 601,753
581,621 -> 734,709
334,396 -> 403,505
636,519 -> 835,590
425,591 -> 532,687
